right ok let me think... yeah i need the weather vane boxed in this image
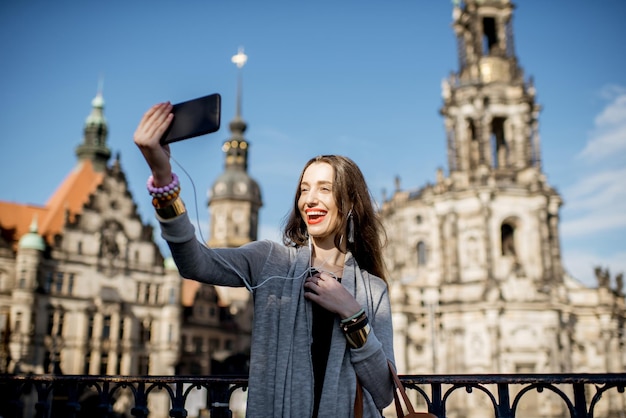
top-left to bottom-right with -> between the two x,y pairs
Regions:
231,47 -> 248,69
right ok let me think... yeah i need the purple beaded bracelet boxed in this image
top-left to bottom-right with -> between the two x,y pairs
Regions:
147,173 -> 180,198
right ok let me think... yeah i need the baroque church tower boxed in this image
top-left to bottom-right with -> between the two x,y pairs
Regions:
208,47 -> 261,348
177,49 -> 262,379
381,2 -> 624,416
208,48 -> 262,249
438,0 -> 564,290
75,87 -> 112,172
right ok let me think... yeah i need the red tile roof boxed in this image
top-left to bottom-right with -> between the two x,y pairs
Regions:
0,160 -> 104,248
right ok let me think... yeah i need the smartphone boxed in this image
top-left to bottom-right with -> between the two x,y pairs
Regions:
160,93 -> 221,145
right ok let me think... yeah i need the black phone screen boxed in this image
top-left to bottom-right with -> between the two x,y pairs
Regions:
160,93 -> 221,145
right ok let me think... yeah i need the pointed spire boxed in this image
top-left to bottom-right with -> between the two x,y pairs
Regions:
87,74 -> 106,128
76,77 -> 111,171
75,79 -> 111,171
223,47 -> 250,170
231,46 -> 248,118
208,47 -> 263,247
29,215 -> 39,233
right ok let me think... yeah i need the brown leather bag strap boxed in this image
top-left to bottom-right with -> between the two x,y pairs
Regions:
354,361 -> 438,418
389,360 -> 438,418
393,389 -> 405,417
354,377 -> 364,418
388,360 -> 419,415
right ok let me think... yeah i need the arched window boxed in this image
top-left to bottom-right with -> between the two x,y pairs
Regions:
47,309 -> 65,337
86,314 -> 94,340
482,16 -> 498,54
417,241 -> 427,266
67,273 -> 75,295
140,319 -> 152,343
102,315 -> 111,339
491,117 -> 508,168
118,317 -> 125,341
19,270 -> 27,289
468,118 -> 480,169
99,353 -> 109,375
501,223 -> 516,256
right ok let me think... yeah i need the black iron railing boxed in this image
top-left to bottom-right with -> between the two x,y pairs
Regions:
1,373 -> 625,418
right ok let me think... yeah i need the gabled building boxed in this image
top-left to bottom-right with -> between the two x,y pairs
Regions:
0,90 -> 181,378
0,90 -> 187,416
0,56 -> 261,418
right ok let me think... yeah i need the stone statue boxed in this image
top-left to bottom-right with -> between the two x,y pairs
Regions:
594,266 -> 609,288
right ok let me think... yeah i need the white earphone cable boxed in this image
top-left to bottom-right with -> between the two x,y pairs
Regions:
167,152 -> 315,292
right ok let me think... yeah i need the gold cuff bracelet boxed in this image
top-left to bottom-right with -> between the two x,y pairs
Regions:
156,197 -> 186,219
345,323 -> 371,349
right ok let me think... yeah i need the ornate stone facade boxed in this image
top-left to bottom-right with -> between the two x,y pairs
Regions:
0,91 -> 184,416
381,1 -> 625,416
0,93 -> 180,377
0,67 -> 260,417
1,3 -> 624,417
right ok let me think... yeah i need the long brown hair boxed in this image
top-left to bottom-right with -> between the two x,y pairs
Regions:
282,155 -> 388,282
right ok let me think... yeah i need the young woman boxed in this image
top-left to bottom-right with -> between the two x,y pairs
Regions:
134,102 -> 395,417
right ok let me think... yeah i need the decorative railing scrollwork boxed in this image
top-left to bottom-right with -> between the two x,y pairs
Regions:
1,373 -> 624,417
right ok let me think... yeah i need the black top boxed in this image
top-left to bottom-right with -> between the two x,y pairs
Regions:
311,277 -> 342,418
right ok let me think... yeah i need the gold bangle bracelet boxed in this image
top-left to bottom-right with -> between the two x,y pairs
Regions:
156,197 -> 186,219
345,323 -> 371,349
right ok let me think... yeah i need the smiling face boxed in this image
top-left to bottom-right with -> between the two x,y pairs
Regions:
298,162 -> 341,243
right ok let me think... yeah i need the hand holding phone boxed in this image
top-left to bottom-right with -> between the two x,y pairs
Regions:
160,93 -> 221,145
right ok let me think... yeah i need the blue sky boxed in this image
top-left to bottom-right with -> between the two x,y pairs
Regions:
1,0 -> 624,287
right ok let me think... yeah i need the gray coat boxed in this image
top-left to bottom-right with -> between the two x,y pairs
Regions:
160,213 -> 395,417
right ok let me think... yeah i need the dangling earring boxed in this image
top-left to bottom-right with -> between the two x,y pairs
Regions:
347,209 -> 354,244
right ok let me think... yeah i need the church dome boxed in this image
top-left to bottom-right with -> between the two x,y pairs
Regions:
209,169 -> 262,205
85,92 -> 107,126
19,217 -> 46,251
